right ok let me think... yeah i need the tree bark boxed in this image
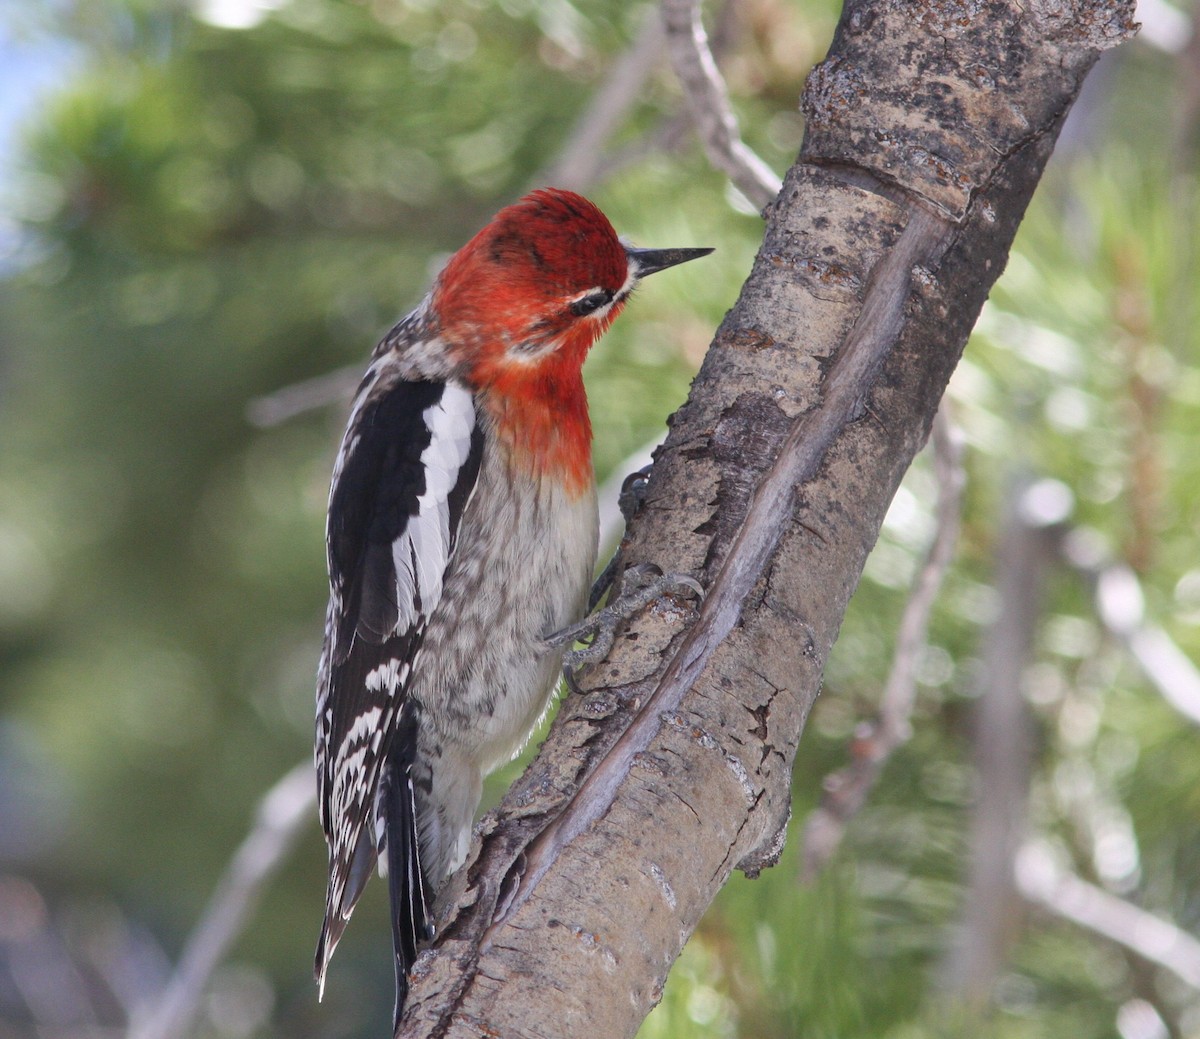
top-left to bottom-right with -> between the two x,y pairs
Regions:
398,2 -> 1137,1035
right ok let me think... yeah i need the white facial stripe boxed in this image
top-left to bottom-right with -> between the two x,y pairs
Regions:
504,260 -> 639,362
573,260 -> 639,323
616,256 -> 639,299
567,286 -> 606,307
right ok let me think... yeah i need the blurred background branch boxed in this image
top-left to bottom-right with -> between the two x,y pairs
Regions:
659,0 -> 780,208
1017,839 -> 1200,992
1063,532 -> 1200,727
540,8 -> 667,192
129,763 -> 314,1039
246,364 -> 361,428
801,408 -> 965,880
942,479 -> 1071,1006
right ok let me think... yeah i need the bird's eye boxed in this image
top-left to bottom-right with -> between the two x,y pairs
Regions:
569,289 -> 613,317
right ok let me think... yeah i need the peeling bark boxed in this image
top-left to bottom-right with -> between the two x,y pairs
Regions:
397,2 -> 1137,1036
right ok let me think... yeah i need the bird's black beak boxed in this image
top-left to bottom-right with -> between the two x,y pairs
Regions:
626,245 -> 714,278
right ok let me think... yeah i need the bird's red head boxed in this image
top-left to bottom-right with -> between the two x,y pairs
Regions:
433,188 -> 630,385
431,188 -> 711,493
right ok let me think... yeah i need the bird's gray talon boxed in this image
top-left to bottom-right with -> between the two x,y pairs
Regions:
553,567 -> 703,686
562,665 -> 583,696
587,553 -> 621,613
618,464 -> 653,523
563,625 -> 616,669
668,575 -> 706,601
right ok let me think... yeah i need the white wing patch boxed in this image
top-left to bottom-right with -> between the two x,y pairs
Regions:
365,659 -> 410,695
391,380 -> 477,632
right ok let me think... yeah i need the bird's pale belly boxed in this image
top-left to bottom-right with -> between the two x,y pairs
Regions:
402,452 -> 598,881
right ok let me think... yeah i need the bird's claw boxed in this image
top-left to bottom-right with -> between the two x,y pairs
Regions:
618,464 -> 653,524
585,465 -> 656,612
552,566 -> 704,689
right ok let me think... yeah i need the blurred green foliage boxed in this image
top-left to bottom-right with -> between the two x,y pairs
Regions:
1,0 -> 1199,1037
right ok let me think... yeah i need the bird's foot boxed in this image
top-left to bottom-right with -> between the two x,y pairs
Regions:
550,564 -> 704,691
586,465 -> 655,612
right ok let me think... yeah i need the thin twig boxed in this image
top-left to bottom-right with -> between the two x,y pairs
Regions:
540,11 -> 667,191
246,365 -> 361,428
1016,840 -> 1200,990
1061,534 -> 1200,727
583,0 -> 739,188
660,0 -> 782,209
800,407 -> 965,879
129,763 -> 315,1039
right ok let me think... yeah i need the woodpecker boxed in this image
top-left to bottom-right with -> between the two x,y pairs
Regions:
315,187 -> 710,1025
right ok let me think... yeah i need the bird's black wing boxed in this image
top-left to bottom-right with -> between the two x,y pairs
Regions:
315,372 -> 483,993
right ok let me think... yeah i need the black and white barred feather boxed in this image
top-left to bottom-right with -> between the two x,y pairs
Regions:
315,343 -> 483,1011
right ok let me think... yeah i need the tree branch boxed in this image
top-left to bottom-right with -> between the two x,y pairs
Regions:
660,0 -> 781,209
1062,534 -> 1200,727
129,763 -> 314,1039
1017,840 -> 1200,991
489,201 -> 954,934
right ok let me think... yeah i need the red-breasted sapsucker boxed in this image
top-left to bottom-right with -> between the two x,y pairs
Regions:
314,187 -> 710,1024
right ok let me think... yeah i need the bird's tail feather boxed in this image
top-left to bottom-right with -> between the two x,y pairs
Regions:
315,826 -> 379,999
386,724 -> 433,1031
